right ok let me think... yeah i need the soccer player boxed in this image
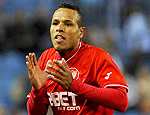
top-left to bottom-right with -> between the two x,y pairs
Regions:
26,3 -> 128,115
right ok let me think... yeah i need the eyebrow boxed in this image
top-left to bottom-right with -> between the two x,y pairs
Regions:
52,19 -> 73,23
52,19 -> 59,22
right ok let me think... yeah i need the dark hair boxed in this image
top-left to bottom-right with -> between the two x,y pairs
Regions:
59,3 -> 84,27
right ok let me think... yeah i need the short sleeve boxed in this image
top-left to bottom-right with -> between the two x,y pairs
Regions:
95,53 -> 128,91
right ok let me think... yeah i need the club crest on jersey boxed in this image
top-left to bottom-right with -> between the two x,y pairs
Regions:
70,67 -> 79,80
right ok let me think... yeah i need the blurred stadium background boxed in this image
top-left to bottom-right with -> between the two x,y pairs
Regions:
0,0 -> 150,115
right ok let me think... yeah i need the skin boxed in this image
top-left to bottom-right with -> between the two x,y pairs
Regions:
50,8 -> 85,56
26,8 -> 85,90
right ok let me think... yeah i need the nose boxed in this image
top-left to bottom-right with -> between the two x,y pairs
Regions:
56,23 -> 64,32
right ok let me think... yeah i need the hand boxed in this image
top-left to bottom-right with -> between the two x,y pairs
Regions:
26,53 -> 48,90
45,58 -> 73,90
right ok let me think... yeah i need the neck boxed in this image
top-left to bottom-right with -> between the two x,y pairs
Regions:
55,41 -> 82,62
56,41 -> 80,57
56,48 -> 74,57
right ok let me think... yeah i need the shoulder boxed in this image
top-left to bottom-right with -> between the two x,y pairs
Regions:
82,44 -> 111,60
38,48 -> 55,70
40,48 -> 55,58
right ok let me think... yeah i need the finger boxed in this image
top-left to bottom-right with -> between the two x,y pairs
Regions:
29,53 -> 34,68
26,55 -> 30,63
26,61 -> 34,79
26,61 -> 30,71
26,54 -> 34,78
45,68 -> 63,80
62,58 -> 69,69
33,53 -> 38,66
45,60 -> 52,70
31,53 -> 35,66
48,75 -> 63,86
26,55 -> 32,67
47,62 -> 65,76
45,60 -> 64,75
54,59 -> 68,71
26,62 -> 32,75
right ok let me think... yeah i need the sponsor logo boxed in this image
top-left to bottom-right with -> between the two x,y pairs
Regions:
47,92 -> 80,111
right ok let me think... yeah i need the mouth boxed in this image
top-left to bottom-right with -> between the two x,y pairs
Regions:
55,35 -> 66,43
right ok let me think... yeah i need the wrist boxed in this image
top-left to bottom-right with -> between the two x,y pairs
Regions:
32,86 -> 46,95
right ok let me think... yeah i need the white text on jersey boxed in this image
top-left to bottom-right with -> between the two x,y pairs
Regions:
47,92 -> 80,111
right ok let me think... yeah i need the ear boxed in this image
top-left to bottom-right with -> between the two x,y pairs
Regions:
78,27 -> 85,39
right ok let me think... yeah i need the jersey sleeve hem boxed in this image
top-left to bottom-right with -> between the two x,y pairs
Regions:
104,84 -> 128,92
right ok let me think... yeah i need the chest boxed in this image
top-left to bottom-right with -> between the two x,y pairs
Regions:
44,52 -> 96,83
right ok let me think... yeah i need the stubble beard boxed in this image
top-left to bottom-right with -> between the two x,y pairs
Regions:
55,46 -> 74,56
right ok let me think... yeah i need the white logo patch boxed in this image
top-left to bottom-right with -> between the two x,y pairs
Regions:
105,72 -> 112,80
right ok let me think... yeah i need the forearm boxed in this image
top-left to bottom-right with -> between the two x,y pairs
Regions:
27,86 -> 49,115
69,80 -> 128,112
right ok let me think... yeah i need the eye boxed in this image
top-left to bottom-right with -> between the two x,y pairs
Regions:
52,22 -> 58,25
66,23 -> 72,26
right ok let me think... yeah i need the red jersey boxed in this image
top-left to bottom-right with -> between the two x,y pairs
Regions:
27,41 -> 128,115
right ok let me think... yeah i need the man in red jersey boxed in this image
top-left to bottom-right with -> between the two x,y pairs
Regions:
26,3 -> 128,115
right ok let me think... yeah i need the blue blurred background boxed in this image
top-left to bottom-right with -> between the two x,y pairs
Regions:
0,0 -> 150,114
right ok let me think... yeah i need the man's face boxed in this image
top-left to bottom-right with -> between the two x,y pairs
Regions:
50,8 -> 85,55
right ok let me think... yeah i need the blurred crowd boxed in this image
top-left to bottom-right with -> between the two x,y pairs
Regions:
0,0 -> 150,115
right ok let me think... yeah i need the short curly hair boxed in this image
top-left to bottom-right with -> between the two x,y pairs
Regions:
59,3 -> 84,27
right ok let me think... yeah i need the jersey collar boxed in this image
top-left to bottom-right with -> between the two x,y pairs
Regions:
55,41 -> 84,62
